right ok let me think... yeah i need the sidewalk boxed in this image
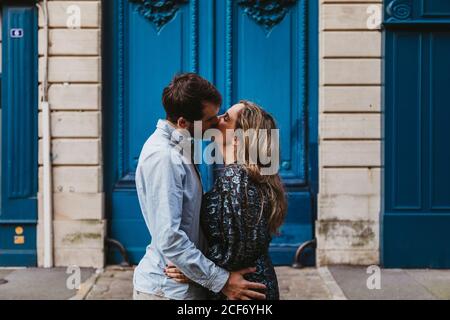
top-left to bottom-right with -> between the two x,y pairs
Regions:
328,266 -> 450,300
0,265 -> 449,300
83,266 -> 338,300
0,267 -> 95,300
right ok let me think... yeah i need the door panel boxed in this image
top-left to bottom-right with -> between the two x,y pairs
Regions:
127,2 -> 197,175
226,1 -> 306,183
383,0 -> 450,268
105,0 -> 317,265
429,33 -> 450,210
0,3 -> 38,266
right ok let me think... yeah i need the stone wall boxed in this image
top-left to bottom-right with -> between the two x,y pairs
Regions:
317,0 -> 382,265
37,0 -> 105,268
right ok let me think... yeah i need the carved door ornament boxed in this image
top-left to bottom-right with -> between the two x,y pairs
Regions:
238,0 -> 297,32
129,0 -> 298,33
129,0 -> 189,31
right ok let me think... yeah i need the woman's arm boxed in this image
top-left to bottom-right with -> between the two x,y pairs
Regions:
202,165 -> 268,270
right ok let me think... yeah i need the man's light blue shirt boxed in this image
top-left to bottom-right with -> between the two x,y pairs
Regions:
133,119 -> 230,300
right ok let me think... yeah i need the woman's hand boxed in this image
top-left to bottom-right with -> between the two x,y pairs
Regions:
164,264 -> 191,284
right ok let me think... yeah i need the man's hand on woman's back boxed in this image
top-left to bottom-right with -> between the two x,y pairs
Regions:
164,264 -> 267,300
221,267 -> 267,300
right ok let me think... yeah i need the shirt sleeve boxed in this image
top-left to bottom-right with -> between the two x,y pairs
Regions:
142,149 -> 229,293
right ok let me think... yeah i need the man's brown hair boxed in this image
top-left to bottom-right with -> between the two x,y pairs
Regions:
162,73 -> 222,123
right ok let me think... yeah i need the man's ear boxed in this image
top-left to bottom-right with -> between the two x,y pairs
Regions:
177,117 -> 189,129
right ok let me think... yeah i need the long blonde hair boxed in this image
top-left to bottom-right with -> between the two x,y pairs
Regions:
235,100 -> 287,235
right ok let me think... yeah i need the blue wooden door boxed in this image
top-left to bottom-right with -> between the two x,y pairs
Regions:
104,0 -> 318,265
0,3 -> 38,266
383,0 -> 450,267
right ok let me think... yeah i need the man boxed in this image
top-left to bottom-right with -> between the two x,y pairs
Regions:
133,73 -> 266,300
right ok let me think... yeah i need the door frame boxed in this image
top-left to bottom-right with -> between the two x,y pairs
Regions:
102,0 -> 319,265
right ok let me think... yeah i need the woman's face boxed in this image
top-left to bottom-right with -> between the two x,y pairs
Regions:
216,103 -> 245,146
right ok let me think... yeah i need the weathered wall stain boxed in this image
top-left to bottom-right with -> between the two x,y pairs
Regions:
318,220 -> 376,248
63,232 -> 102,244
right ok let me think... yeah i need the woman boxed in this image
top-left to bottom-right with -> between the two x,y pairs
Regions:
165,100 -> 287,300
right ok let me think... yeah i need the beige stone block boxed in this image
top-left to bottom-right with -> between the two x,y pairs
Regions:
318,194 -> 380,221
39,1 -> 100,28
322,31 -> 381,57
39,166 -> 102,193
54,220 -> 105,249
39,139 -> 101,165
38,192 -> 104,221
39,84 -> 101,110
320,86 -> 381,112
39,111 -> 101,138
55,248 -> 105,268
321,59 -> 381,85
37,220 -> 105,268
316,220 -> 380,251
322,3 -> 382,30
39,29 -> 100,55
320,114 -> 381,139
321,141 -> 381,167
39,57 -> 100,83
317,249 -> 380,266
320,168 -> 381,195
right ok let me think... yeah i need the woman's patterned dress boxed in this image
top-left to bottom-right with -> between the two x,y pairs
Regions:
201,164 -> 280,300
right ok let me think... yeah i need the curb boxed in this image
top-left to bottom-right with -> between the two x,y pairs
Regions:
318,267 -> 347,300
69,268 -> 103,300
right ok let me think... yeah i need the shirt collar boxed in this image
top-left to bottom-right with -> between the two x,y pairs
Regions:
156,119 -> 192,145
